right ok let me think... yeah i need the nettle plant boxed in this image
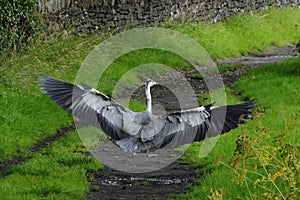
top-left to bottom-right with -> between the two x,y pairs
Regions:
0,0 -> 38,53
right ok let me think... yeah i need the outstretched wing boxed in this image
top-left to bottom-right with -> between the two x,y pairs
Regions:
156,101 -> 255,148
117,101 -> 254,152
39,75 -> 143,140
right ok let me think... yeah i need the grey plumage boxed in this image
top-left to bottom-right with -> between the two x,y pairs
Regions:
39,75 -> 255,153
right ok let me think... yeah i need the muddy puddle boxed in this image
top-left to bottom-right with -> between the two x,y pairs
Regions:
86,160 -> 195,200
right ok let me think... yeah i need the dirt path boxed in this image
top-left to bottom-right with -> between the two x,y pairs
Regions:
85,46 -> 297,200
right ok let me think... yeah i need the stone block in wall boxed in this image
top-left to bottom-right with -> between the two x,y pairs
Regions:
107,20 -> 115,27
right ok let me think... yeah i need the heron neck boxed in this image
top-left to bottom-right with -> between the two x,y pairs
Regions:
145,85 -> 152,113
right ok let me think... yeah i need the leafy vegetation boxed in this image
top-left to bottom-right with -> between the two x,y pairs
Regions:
0,6 -> 299,200
0,0 -> 39,53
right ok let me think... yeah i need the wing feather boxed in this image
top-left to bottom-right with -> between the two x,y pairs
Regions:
142,101 -> 254,150
39,75 -> 142,140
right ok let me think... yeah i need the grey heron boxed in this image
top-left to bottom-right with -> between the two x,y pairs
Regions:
39,75 -> 254,153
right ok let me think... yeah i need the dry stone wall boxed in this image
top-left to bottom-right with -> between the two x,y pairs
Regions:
38,0 -> 300,33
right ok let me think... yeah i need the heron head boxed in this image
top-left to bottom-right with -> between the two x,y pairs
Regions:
145,79 -> 159,88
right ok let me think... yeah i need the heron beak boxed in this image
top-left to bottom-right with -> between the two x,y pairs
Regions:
152,81 -> 159,86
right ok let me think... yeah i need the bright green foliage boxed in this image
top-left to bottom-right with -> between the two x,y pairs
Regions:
162,7 -> 300,59
0,0 -> 38,53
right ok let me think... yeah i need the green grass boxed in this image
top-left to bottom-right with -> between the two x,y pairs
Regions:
176,58 -> 300,199
97,49 -> 190,96
0,6 -> 299,200
0,35 -> 105,199
0,131 -> 103,200
0,35 -> 103,161
161,7 -> 300,59
217,63 -> 246,72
